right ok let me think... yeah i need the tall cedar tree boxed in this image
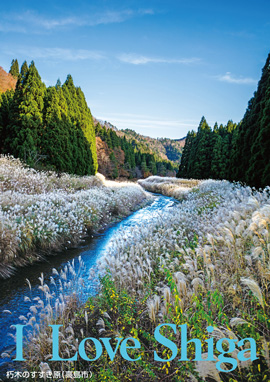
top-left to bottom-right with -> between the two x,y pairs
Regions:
42,86 -> 94,175
244,53 -> 270,188
177,120 -> 237,181
9,59 -> 19,78
6,61 -> 46,165
184,117 -> 213,179
228,53 -> 270,187
0,90 -> 14,152
177,131 -> 196,178
62,75 -> 98,173
0,62 -> 98,175
177,52 -> 270,188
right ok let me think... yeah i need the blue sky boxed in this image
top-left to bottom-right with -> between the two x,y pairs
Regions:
0,0 -> 269,138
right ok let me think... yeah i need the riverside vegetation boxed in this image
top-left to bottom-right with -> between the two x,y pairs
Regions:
3,175 -> 270,382
1,53 -> 270,381
0,155 -> 148,278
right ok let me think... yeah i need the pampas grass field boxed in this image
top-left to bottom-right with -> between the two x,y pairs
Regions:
1,166 -> 270,381
138,176 -> 200,200
0,155 -> 148,278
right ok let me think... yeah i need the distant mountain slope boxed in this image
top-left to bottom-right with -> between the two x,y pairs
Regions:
93,119 -> 185,166
93,117 -> 118,132
117,128 -> 185,164
94,121 -> 177,179
0,67 -> 16,93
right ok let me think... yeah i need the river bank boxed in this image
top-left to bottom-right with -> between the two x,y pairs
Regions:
138,175 -> 201,200
1,173 -> 270,381
0,155 -> 149,279
39,178 -> 269,382
0,194 -> 176,379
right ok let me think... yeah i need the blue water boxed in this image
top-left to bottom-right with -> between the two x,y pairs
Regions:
0,194 -> 175,375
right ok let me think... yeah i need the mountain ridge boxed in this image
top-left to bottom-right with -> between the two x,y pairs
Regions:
0,64 -> 184,179
93,118 -> 185,165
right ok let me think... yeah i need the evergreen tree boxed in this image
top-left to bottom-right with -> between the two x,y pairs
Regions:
62,76 -> 98,174
1,60 -> 97,176
20,61 -> 29,83
42,85 -> 94,175
0,90 -> 14,152
228,124 -> 240,181
177,131 -> 196,178
105,130 -> 113,148
178,119 -> 237,181
76,86 -> 98,173
261,88 -> 270,187
231,53 -> 270,187
211,134 -> 223,179
220,132 -> 230,179
9,59 -> 19,77
245,53 -> 270,188
189,117 -> 212,179
42,86 -> 71,172
210,121 -> 235,179
7,61 -> 46,164
150,160 -> 157,175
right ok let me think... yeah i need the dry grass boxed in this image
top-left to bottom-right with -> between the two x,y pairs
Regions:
0,155 -> 104,194
138,175 -> 200,199
0,156 -> 148,278
4,176 -> 270,381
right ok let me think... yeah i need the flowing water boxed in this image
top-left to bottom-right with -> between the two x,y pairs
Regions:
0,194 -> 177,376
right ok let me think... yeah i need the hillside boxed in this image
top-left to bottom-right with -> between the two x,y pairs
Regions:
0,66 -> 17,93
117,128 -> 185,164
94,118 -> 186,164
95,135 -> 130,178
93,117 -> 118,132
94,122 -> 176,179
1,61 -> 184,180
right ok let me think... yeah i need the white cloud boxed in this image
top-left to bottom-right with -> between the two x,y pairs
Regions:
139,9 -> 154,15
13,12 -> 84,29
118,54 -> 201,65
32,48 -> 105,61
98,113 -> 198,130
3,46 -> 105,61
0,23 -> 26,33
89,10 -> 134,26
0,9 -> 154,32
217,72 -> 257,85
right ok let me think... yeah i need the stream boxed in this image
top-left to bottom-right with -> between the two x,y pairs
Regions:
0,194 -> 177,375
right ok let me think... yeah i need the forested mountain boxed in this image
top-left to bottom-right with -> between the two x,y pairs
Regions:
95,122 -> 176,178
178,52 -> 270,189
159,137 -> 185,162
0,60 -> 180,179
2,54 -> 270,184
0,60 -> 97,175
117,128 -> 185,165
